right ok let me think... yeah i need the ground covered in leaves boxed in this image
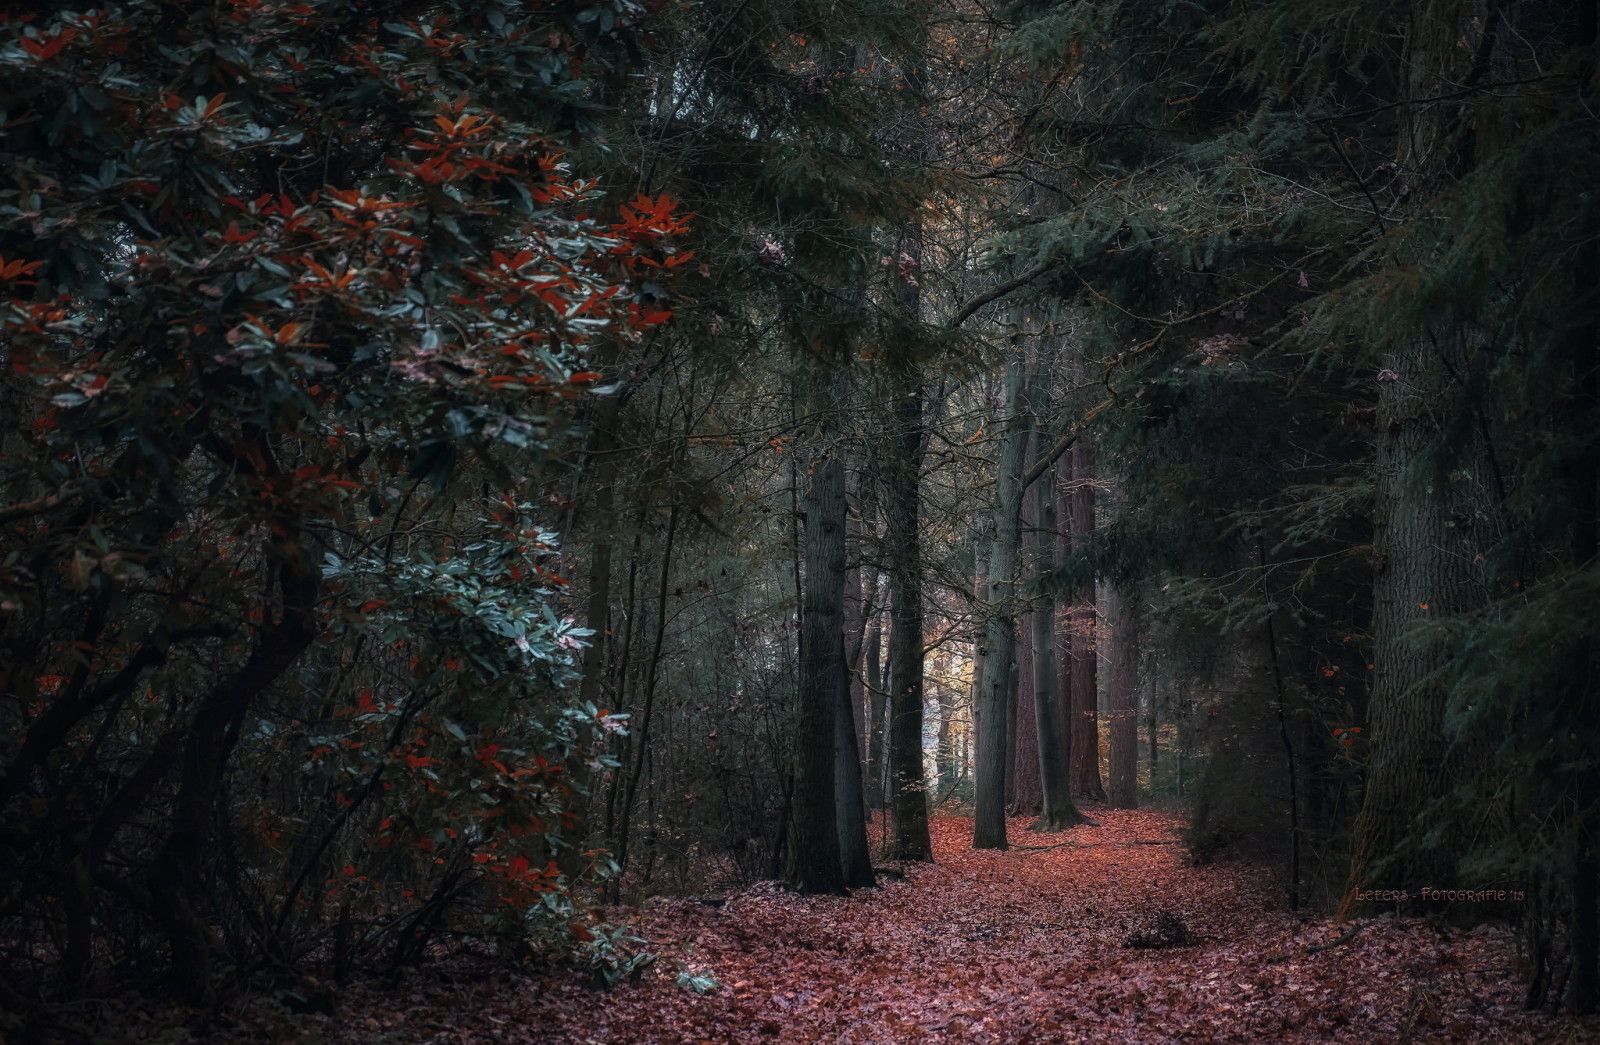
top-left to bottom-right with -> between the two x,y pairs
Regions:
49,811 -> 1600,1043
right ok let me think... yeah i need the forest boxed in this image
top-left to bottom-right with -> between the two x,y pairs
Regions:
0,0 -> 1597,1041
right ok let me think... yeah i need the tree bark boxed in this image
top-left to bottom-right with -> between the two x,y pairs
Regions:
565,392 -> 621,881
1068,443 -> 1105,802
863,607 -> 886,810
834,652 -> 874,888
1056,476 -> 1076,799
1345,342 -> 1478,903
835,480 -> 875,886
1105,587 -> 1140,810
1031,456 -> 1088,831
1009,470 -> 1040,817
974,343 -> 1030,850
883,362 -> 932,862
791,451 -> 849,894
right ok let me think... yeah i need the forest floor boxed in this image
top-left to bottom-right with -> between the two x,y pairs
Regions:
72,810 -> 1600,1044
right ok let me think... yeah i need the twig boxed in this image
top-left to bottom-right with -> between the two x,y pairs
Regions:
1306,920 -> 1370,953
0,483 -> 85,524
946,257 -> 1064,329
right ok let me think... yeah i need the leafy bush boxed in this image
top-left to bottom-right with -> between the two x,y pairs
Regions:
0,0 -> 685,1003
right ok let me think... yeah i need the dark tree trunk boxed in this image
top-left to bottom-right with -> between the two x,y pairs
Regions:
1030,456 -> 1087,831
565,392 -> 621,881
1009,478 -> 1040,817
974,346 -> 1029,850
1562,75 -> 1599,1003
834,662 -> 874,888
791,453 -> 849,894
1345,342 -> 1480,902
883,364 -> 932,862
1068,443 -> 1105,802
150,541 -> 319,1003
1105,588 -> 1139,810
1056,477 -> 1076,799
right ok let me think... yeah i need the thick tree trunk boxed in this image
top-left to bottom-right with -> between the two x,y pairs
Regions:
1030,456 -> 1087,831
974,345 -> 1030,850
1345,343 -> 1479,902
791,452 -> 849,894
844,525 -> 868,757
1105,588 -> 1139,810
1562,109 -> 1599,1007
151,542 -> 319,1003
883,363 -> 932,861
834,659 -> 874,888
880,212 -> 933,863
1068,443 -> 1105,802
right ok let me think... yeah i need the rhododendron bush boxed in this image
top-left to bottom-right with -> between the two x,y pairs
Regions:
0,0 -> 684,1002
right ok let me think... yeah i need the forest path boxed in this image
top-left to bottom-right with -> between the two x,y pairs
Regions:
320,810 -> 1587,1044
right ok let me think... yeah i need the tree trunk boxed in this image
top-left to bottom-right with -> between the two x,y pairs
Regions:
936,688 -> 957,797
974,344 -> 1030,850
1148,703 -> 1158,771
1105,588 -> 1139,810
1009,475 -> 1040,817
883,361 -> 932,862
880,212 -> 933,862
565,393 -> 620,881
1068,443 -> 1105,802
863,609 -> 886,810
835,482 -> 875,886
1030,456 -> 1087,831
834,658 -> 874,888
1345,342 -> 1478,902
1056,476 -> 1076,800
791,451 -> 849,894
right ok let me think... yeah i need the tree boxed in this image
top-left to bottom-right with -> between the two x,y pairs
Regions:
1030,450 -> 1088,830
0,0 -> 685,1001
1105,587 -> 1140,810
1067,444 -> 1105,802
793,437 -> 850,894
973,338 -> 1030,850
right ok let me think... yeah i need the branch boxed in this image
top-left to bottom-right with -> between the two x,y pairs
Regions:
946,257 -> 1064,329
1306,920 -> 1370,953
0,483 -> 86,524
1020,398 -> 1110,491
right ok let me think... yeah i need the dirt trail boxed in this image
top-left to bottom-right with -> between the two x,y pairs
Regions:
195,811 -> 1600,1043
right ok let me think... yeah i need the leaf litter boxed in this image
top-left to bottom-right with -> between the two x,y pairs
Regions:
75,810 -> 1600,1043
